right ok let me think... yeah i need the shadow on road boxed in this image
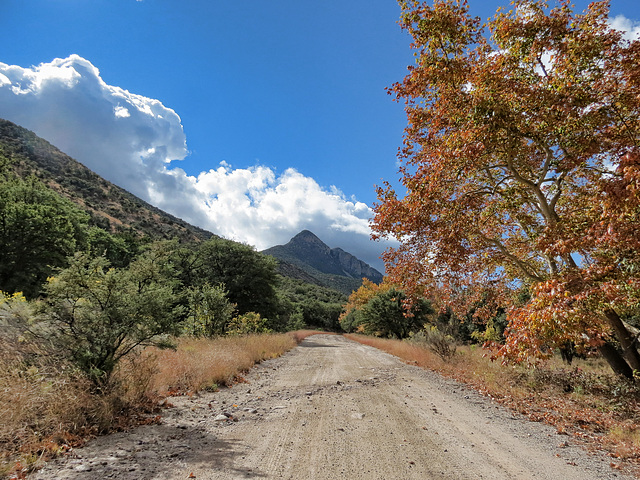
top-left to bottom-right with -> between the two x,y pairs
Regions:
178,423 -> 269,478
34,422 -> 269,479
299,339 -> 340,348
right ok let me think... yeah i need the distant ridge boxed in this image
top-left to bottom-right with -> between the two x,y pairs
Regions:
0,118 -> 215,243
262,230 -> 383,294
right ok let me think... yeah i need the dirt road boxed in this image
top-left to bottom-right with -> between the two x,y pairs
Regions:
31,335 -> 633,479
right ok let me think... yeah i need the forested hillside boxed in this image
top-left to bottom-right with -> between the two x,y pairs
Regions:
0,119 -> 214,242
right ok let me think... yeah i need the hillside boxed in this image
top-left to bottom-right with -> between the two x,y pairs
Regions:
0,119 -> 379,298
263,230 -> 383,294
0,119 -> 214,243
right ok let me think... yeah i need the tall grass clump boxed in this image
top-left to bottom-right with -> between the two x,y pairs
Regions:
409,327 -> 457,360
0,338 -> 132,478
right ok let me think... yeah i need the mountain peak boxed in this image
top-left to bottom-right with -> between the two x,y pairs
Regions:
287,230 -> 330,252
294,229 -> 316,238
263,230 -> 383,294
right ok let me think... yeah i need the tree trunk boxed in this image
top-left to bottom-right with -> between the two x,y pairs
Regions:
598,341 -> 634,379
604,309 -> 640,373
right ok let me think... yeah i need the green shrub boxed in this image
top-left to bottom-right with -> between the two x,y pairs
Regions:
39,245 -> 183,385
183,283 -> 235,336
227,312 -> 272,335
410,326 -> 457,360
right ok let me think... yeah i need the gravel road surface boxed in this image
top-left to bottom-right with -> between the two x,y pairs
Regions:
30,334 -> 634,479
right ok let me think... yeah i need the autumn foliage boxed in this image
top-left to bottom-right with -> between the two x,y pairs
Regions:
339,279 -> 432,337
373,0 -> 640,376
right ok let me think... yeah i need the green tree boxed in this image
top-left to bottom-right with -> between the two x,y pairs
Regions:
285,308 -> 307,331
339,308 -> 361,333
227,312 -> 272,335
184,283 -> 236,336
86,227 -> 142,269
171,243 -> 203,289
194,238 -> 281,326
276,276 -> 348,331
297,299 -> 342,331
0,162 -> 89,298
340,278 -> 395,332
358,288 -> 432,338
40,244 -> 183,385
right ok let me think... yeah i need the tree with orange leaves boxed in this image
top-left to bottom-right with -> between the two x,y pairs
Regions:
339,278 -> 432,337
373,0 -> 640,377
339,278 -> 393,332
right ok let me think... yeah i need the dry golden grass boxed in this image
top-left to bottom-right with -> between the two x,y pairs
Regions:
0,349 -> 124,478
345,334 -> 640,473
146,331 -> 331,395
147,333 -> 298,394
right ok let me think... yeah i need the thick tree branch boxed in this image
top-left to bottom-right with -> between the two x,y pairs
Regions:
505,152 -> 559,225
479,234 -> 544,282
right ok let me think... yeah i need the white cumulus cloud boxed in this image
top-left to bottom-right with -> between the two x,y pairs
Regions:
609,15 -> 640,41
0,55 -> 387,272
191,164 -> 373,248
0,55 -> 187,197
114,105 -> 131,118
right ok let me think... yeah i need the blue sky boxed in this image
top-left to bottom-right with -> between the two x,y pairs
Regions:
1,0 -> 639,273
3,1 -> 405,197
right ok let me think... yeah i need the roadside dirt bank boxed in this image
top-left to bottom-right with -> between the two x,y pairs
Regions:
30,334 -> 635,479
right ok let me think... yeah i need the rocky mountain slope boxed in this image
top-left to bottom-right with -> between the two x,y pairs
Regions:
263,230 -> 383,294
